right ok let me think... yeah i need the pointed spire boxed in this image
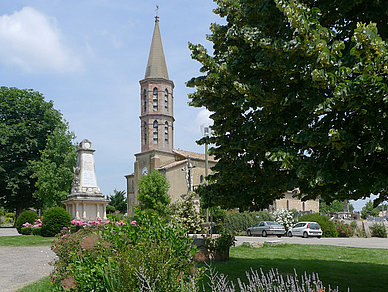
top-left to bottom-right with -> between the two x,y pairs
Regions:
145,16 -> 169,79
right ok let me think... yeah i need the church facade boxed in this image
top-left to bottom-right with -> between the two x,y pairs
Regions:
125,17 -> 216,217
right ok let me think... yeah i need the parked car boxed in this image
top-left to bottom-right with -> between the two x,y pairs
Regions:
246,221 -> 286,237
287,222 -> 322,238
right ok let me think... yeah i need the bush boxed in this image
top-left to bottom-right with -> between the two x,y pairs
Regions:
41,207 -> 71,237
334,220 -> 352,237
21,226 -> 32,235
51,211 -> 199,291
31,227 -> 42,236
223,210 -> 273,234
16,210 -> 38,233
299,213 -> 338,237
370,223 -> 387,238
273,209 -> 297,231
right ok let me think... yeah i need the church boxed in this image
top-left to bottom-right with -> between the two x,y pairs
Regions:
125,16 -> 319,217
125,17 -> 216,217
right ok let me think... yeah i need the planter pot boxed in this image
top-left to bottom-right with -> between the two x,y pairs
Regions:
213,248 -> 230,261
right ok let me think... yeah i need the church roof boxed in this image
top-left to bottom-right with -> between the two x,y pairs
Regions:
145,17 -> 169,79
173,149 -> 217,162
158,159 -> 187,170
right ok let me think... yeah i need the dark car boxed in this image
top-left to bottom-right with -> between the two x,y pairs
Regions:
246,221 -> 286,237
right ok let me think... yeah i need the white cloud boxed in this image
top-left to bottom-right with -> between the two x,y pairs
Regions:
192,108 -> 213,135
0,7 -> 82,73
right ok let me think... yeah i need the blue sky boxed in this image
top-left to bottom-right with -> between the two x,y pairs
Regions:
0,0 -> 216,198
0,0 -> 372,211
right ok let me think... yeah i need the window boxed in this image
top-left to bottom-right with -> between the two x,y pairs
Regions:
153,120 -> 158,144
164,122 -> 168,144
200,175 -> 204,184
153,87 -> 158,111
144,122 -> 147,145
164,89 -> 168,111
143,89 -> 147,112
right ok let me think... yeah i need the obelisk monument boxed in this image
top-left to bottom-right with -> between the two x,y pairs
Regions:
63,139 -> 109,220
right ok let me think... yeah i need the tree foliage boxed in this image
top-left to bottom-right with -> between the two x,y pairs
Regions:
107,189 -> 127,214
320,200 -> 354,214
361,201 -> 379,219
188,0 -> 388,209
0,87 -> 68,214
137,170 -> 170,216
30,125 -> 77,209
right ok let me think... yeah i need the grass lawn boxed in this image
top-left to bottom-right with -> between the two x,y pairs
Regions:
0,235 -> 54,246
208,244 -> 388,292
17,276 -> 51,292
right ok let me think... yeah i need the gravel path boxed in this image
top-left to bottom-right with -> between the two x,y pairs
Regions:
0,245 -> 55,292
0,228 -> 56,292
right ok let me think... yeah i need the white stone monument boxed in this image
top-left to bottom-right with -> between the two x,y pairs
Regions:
63,139 -> 109,220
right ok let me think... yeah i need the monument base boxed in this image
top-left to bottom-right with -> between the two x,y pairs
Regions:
63,193 -> 109,220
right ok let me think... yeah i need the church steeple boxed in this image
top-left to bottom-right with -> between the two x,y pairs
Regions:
145,16 -> 169,80
139,16 -> 174,153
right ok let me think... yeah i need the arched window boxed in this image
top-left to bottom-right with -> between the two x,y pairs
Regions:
153,120 -> 158,144
144,122 -> 147,145
164,122 -> 169,144
153,87 -> 158,111
164,89 -> 168,111
143,89 -> 147,112
200,175 -> 204,184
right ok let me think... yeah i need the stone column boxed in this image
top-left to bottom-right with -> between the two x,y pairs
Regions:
76,203 -> 80,219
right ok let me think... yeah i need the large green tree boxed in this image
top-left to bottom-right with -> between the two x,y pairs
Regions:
30,125 -> 77,209
0,87 -> 72,215
188,0 -> 388,209
107,189 -> 127,214
137,170 -> 170,216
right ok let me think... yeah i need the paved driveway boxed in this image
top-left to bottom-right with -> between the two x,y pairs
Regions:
236,235 -> 388,249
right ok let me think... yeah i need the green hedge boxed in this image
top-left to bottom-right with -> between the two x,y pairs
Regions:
223,211 -> 274,234
299,213 -> 338,237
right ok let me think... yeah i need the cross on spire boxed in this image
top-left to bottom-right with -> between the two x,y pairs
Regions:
155,5 -> 159,22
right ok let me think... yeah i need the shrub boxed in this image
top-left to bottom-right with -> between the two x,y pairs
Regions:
170,192 -> 204,234
16,210 -> 38,233
223,210 -> 274,234
370,223 -> 387,238
51,211 -> 199,291
334,220 -> 352,237
273,209 -> 297,231
21,226 -> 32,235
41,207 -> 71,237
31,227 -> 42,236
299,213 -> 338,237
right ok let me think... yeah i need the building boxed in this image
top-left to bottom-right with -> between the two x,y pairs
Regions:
125,17 -> 216,217
269,190 -> 319,213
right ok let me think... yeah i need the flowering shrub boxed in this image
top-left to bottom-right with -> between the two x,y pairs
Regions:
51,211 -> 198,291
20,219 -> 43,235
15,210 -> 38,233
170,192 -> 204,234
273,209 -> 297,231
334,220 -> 353,237
370,223 -> 387,238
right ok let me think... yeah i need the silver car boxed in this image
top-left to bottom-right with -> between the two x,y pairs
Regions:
287,222 -> 322,238
246,221 -> 286,237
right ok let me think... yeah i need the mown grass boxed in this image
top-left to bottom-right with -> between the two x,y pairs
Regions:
207,244 -> 388,292
17,276 -> 51,292
0,235 -> 54,246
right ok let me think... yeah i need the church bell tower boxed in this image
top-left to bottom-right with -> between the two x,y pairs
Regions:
139,16 -> 174,153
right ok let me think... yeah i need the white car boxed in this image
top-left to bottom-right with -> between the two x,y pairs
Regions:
287,222 -> 322,238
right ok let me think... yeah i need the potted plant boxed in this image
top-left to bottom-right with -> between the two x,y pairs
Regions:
203,232 -> 236,261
